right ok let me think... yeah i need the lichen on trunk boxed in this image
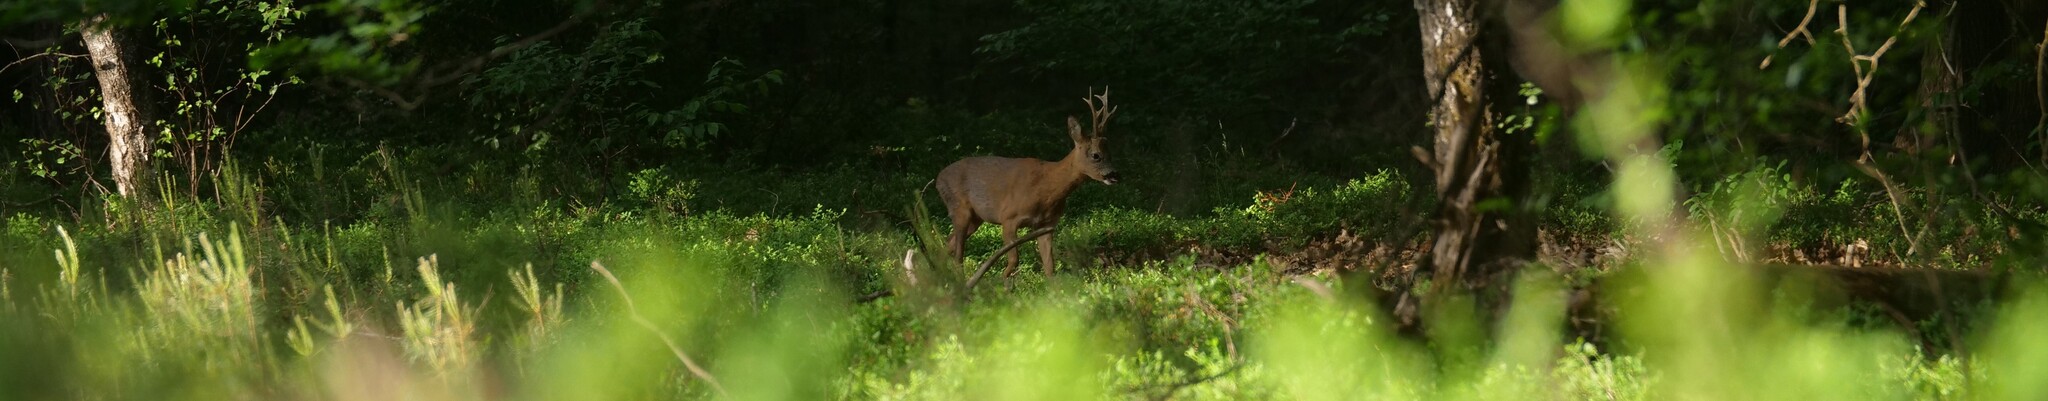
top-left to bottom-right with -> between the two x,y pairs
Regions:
1415,0 -> 1535,298
82,14 -> 154,202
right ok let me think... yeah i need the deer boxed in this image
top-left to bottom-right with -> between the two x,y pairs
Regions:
935,88 -> 1122,284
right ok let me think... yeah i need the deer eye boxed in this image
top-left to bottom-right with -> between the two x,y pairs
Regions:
1090,153 -> 1102,161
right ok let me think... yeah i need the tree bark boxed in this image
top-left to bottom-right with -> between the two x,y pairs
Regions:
1903,15 -> 1957,157
81,14 -> 153,201
1416,0 -> 1534,297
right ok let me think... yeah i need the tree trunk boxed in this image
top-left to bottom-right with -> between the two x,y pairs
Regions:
81,14 -> 153,201
1903,15 -> 1957,157
1415,0 -> 1534,297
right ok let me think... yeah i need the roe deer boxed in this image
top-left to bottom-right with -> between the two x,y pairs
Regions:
936,88 -> 1123,283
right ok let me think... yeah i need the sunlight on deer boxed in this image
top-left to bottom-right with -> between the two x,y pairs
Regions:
935,88 -> 1123,285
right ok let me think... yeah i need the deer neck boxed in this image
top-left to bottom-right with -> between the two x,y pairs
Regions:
1044,153 -> 1090,197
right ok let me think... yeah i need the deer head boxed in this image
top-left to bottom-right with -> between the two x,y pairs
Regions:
1067,87 -> 1121,185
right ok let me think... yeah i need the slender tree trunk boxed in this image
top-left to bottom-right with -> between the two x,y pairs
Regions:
1905,15 -> 1957,157
2035,16 -> 2047,164
1416,0 -> 1534,297
81,14 -> 153,202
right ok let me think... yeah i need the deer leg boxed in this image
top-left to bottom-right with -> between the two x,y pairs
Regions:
947,216 -> 979,265
1036,229 -> 1057,277
1000,225 -> 1021,279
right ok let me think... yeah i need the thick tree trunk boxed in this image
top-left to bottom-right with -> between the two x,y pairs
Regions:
1416,0 -> 1534,296
81,14 -> 153,201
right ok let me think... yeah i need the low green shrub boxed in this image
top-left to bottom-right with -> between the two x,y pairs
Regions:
1064,171 -> 1419,261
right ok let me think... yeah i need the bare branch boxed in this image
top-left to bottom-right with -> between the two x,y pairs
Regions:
1128,362 -> 1247,401
587,261 -> 730,398
1855,160 -> 1919,256
319,11 -> 591,111
1262,118 -> 1299,157
1760,0 -> 1821,69
1864,3 -> 1923,62
3,36 -> 66,51
0,51 -> 86,76
1836,5 -> 1864,93
1290,276 -> 1336,302
962,226 -> 1059,294
854,289 -> 893,303
1834,1 -> 1926,126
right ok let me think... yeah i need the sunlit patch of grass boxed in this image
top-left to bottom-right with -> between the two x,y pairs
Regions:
137,228 -> 262,368
1973,282 -> 2048,400
395,254 -> 479,376
508,262 -> 565,358
845,300 -> 1107,401
1257,284 -> 1431,400
287,284 -> 355,357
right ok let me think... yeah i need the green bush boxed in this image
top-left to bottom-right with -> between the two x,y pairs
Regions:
1200,170 -> 1418,250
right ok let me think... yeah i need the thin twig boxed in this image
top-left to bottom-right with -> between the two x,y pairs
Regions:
1291,276 -> 1336,302
1854,161 -> 1919,256
3,36 -> 65,50
1760,0 -> 1822,69
961,226 -> 1059,294
1128,362 -> 1247,401
346,328 -> 408,342
0,194 -> 57,207
0,51 -> 86,75
587,261 -> 730,398
854,289 -> 893,303
319,12 -> 590,111
1835,1 -> 1926,125
1185,286 -> 1240,360
1705,213 -> 1734,262
1827,2 -> 1927,261
852,248 -> 924,304
831,225 -> 1052,305
1263,118 -> 1299,157
1578,346 -> 1620,401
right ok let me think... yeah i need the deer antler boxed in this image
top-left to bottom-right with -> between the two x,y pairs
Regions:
1082,87 -> 1118,138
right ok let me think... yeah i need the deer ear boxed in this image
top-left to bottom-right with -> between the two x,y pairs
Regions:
1067,116 -> 1086,142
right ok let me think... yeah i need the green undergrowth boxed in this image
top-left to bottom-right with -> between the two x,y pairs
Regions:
1681,162 -> 2048,267
2,153 -> 2045,400
3,215 -> 2044,400
1530,159 -> 2048,269
1036,170 -> 1425,265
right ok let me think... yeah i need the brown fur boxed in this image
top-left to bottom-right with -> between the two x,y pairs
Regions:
935,90 -> 1122,281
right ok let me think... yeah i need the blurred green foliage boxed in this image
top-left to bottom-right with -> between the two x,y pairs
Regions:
3,213 -> 2042,400
5,0 -> 2048,399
